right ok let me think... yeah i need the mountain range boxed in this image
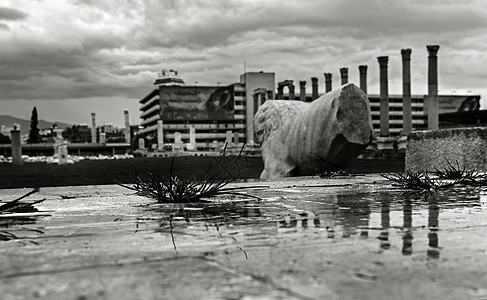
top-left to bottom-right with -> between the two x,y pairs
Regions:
0,115 -> 72,134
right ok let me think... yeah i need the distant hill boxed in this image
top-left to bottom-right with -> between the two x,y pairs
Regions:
0,115 -> 73,134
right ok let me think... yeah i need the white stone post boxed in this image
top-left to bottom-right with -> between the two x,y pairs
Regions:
157,120 -> 164,151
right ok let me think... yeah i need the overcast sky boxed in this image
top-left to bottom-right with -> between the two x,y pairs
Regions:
1,0 -> 487,127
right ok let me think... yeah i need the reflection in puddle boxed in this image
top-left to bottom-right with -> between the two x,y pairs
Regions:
139,187 -> 487,262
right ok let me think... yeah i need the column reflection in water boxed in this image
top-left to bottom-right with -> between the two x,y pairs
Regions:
336,194 -> 371,239
427,194 -> 440,259
402,198 -> 413,255
378,193 -> 391,250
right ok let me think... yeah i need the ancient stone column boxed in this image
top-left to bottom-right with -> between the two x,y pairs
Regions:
311,77 -> 319,101
259,89 -> 267,105
378,56 -> 390,137
299,80 -> 306,102
10,128 -> 22,166
91,112 -> 96,143
124,110 -> 130,143
289,83 -> 295,100
427,45 -> 440,130
157,120 -> 164,151
340,68 -> 348,85
188,126 -> 196,150
253,93 -> 259,115
402,49 -> 412,135
266,90 -> 273,101
358,65 -> 368,94
276,82 -> 284,99
324,73 -> 332,93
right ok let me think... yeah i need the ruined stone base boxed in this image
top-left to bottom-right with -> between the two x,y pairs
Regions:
406,127 -> 487,172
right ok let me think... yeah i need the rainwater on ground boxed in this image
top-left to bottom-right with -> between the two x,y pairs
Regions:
1,175 -> 487,299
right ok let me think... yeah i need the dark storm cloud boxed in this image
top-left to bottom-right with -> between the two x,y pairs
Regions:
0,7 -> 28,20
1,0 -> 487,104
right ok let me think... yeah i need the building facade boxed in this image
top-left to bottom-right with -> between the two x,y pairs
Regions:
138,70 -> 275,150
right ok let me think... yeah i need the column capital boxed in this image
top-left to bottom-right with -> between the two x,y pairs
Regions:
426,45 -> 440,57
324,73 -> 332,81
299,80 -> 306,87
339,67 -> 348,76
401,48 -> 412,60
311,77 -> 318,84
358,65 -> 368,73
377,56 -> 389,67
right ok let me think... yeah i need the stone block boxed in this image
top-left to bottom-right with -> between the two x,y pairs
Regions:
406,127 -> 487,172
254,83 -> 373,178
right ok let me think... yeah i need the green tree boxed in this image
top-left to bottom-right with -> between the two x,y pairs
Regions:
0,132 -> 11,144
28,106 -> 41,143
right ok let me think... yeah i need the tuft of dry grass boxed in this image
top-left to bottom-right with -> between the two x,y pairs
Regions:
0,188 -> 45,214
434,160 -> 487,186
117,145 -> 263,203
382,171 -> 456,190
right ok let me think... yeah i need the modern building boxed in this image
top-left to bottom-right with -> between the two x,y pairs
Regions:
367,94 -> 480,136
138,70 -> 275,150
139,68 -> 481,151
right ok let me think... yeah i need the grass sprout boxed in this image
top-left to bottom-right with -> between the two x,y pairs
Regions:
117,144 -> 264,203
434,160 -> 487,186
382,171 -> 456,190
0,188 -> 45,214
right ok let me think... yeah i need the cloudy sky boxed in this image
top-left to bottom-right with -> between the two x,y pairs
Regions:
1,0 -> 487,127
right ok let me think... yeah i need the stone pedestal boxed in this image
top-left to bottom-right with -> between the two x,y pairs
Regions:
397,135 -> 408,150
254,83 -> 373,178
58,143 -> 68,165
376,136 -> 395,151
225,130 -> 233,146
10,129 -> 22,166
188,126 -> 196,150
138,138 -> 145,150
99,133 -> 106,144
173,132 -> 183,151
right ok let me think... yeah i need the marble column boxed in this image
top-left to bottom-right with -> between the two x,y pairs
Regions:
124,110 -> 130,143
324,73 -> 332,93
358,65 -> 368,94
402,49 -> 412,134
378,56 -> 389,137
91,112 -> 96,143
299,80 -> 306,102
289,83 -> 295,100
427,45 -> 440,130
276,83 -> 284,100
157,120 -> 164,151
311,77 -> 319,101
340,67 -> 348,85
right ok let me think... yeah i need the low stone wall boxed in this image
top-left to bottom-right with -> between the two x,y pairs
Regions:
406,127 -> 487,172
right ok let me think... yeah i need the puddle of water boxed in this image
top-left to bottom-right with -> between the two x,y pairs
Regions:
137,186 -> 487,263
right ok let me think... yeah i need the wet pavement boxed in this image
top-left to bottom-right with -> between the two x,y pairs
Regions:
1,175 -> 487,299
